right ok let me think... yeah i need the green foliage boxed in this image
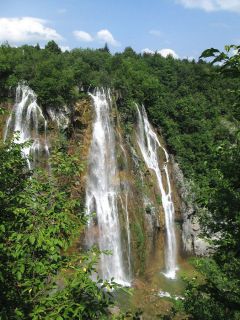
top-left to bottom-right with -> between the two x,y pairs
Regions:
183,258 -> 240,320
200,45 -> 240,121
200,45 -> 240,76
132,223 -> 145,273
45,40 -> 62,54
0,140 -> 117,319
98,43 -> 110,54
178,46 -> 240,320
1,42 -> 236,121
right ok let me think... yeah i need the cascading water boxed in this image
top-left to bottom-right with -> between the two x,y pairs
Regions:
4,84 -> 49,169
118,135 -> 131,278
85,88 -> 130,286
136,105 -> 178,279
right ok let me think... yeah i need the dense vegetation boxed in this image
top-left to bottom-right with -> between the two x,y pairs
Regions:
0,41 -> 240,319
180,45 -> 240,320
0,138 -> 121,319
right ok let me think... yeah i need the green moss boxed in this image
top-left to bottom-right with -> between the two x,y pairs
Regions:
156,194 -> 162,205
132,222 -> 146,274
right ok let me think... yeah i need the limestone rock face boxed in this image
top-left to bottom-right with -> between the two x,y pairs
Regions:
171,158 -> 210,256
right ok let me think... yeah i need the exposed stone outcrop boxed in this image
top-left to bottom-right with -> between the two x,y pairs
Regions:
70,99 -> 93,194
47,105 -> 71,131
170,157 -> 210,256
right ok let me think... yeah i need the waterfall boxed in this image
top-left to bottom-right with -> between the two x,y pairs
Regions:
118,138 -> 132,278
136,105 -> 178,279
85,88 -> 130,286
4,84 -> 49,169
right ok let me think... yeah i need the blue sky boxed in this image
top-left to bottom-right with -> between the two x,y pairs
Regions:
0,0 -> 239,59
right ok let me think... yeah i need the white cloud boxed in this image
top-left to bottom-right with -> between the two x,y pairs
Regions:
176,0 -> 240,13
96,29 -> 120,47
73,28 -> 120,47
73,30 -> 93,42
157,48 -> 179,59
60,45 -> 70,52
149,29 -> 162,37
142,48 -> 155,55
0,17 -> 62,43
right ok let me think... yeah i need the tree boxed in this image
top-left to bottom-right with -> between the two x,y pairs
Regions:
200,45 -> 240,120
200,45 -> 240,76
98,43 -> 110,53
0,140 -> 117,319
45,41 -> 62,54
180,46 -> 240,320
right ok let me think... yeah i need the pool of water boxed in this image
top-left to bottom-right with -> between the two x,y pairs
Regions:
116,257 -> 198,319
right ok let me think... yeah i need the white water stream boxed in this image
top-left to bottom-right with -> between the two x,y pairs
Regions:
4,84 -> 49,169
118,141 -> 132,278
136,105 -> 178,279
85,88 -> 130,286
